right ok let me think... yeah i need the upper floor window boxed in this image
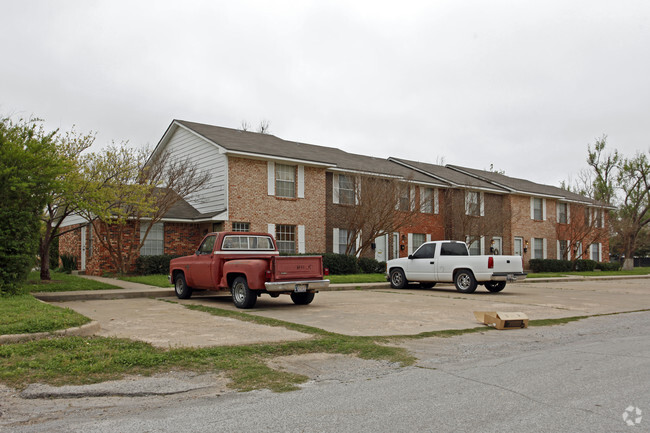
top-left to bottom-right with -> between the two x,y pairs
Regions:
398,186 -> 411,211
232,222 -> 250,232
276,224 -> 296,254
465,191 -> 482,216
275,164 -> 296,198
557,203 -> 568,224
532,197 -> 544,220
140,222 -> 164,256
420,187 -> 433,213
338,174 -> 356,205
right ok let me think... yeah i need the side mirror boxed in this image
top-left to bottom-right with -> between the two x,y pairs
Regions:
408,255 -> 413,260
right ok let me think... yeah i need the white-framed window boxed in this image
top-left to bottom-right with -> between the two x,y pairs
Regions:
411,233 -> 426,253
468,239 -> 481,255
420,187 -> 433,213
398,185 -> 410,211
574,241 -> 583,259
557,202 -> 569,224
275,224 -> 296,254
589,208 -> 604,228
465,191 -> 484,216
333,228 -> 354,255
532,237 -> 546,259
590,243 -> 601,261
232,222 -> 250,232
140,222 -> 164,256
558,240 -> 570,260
531,197 -> 545,220
275,164 -> 296,198
338,174 -> 355,205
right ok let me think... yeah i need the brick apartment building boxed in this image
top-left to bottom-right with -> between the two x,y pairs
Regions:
59,119 -> 611,274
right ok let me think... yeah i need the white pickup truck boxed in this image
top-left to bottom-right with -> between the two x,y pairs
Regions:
386,240 -> 527,293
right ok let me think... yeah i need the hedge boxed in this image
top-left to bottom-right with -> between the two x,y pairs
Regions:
321,253 -> 359,275
528,259 -> 573,273
596,261 -> 621,271
573,259 -> 597,271
135,254 -> 181,275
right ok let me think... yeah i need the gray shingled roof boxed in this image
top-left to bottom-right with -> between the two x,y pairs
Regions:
447,164 -> 597,204
389,157 -> 509,193
175,120 -> 445,185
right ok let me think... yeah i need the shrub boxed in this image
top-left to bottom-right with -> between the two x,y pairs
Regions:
596,261 -> 621,271
322,253 -> 359,275
60,254 -> 77,274
135,254 -> 181,275
528,259 -> 573,273
574,259 -> 597,271
358,257 -> 385,274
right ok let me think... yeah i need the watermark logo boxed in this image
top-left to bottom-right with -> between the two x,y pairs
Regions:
622,406 -> 642,427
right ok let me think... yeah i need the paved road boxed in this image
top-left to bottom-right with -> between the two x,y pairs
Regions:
2,311 -> 649,432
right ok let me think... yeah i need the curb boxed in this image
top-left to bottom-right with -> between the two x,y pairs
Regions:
0,320 -> 100,345
32,288 -> 175,302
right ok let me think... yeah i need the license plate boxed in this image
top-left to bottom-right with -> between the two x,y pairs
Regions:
294,284 -> 307,293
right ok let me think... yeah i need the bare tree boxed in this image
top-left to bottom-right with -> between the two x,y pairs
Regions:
257,120 -> 271,134
338,175 -> 419,257
240,120 -> 250,131
556,204 -> 609,261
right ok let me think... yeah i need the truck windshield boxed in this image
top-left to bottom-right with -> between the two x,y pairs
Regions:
222,235 -> 274,250
440,242 -> 468,256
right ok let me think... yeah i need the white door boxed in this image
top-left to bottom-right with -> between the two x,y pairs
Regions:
392,233 -> 399,259
514,237 -> 523,257
375,235 -> 388,262
491,237 -> 502,255
80,226 -> 87,271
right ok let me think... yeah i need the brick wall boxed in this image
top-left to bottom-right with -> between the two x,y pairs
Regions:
227,156 -> 327,253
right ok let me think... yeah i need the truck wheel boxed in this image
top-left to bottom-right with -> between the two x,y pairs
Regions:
290,292 -> 315,305
485,281 -> 506,293
454,270 -> 477,293
389,268 -> 407,289
174,273 -> 193,299
231,276 -> 257,309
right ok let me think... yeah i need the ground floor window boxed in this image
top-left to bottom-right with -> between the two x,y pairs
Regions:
276,224 -> 296,254
558,240 -> 569,260
590,243 -> 600,261
337,229 -> 352,254
411,233 -> 426,253
232,222 -> 250,232
533,238 -> 544,259
140,222 -> 164,256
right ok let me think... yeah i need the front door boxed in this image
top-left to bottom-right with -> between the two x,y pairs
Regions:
514,237 -> 523,257
375,235 -> 388,262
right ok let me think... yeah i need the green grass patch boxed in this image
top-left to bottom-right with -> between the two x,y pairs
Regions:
118,274 -> 172,287
22,271 -> 120,292
0,294 -> 90,335
527,267 -> 650,279
329,273 -> 386,284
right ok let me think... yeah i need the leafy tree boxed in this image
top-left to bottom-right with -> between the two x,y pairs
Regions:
77,144 -> 209,274
0,117 -> 64,293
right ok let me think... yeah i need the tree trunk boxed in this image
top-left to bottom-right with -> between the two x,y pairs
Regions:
622,233 -> 637,271
623,257 -> 634,270
39,222 -> 53,281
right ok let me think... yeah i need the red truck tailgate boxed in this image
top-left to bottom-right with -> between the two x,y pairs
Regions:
271,256 -> 324,281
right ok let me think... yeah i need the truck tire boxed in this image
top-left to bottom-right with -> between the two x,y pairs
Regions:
389,268 -> 407,289
174,273 -> 193,299
231,276 -> 257,309
485,281 -> 506,293
454,270 -> 477,293
290,292 -> 315,305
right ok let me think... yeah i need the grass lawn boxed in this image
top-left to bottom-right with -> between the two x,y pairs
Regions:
527,267 -> 650,278
24,271 -> 120,292
119,274 -> 172,287
0,294 -> 90,335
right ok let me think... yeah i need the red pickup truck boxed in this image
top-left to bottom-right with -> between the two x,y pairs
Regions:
169,232 -> 330,309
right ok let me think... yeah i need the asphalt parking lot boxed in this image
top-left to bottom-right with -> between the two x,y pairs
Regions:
53,276 -> 650,347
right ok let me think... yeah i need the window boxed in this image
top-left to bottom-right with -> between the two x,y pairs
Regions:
338,174 -> 355,205
557,203 -> 568,224
232,222 -> 250,232
399,186 -> 410,211
420,187 -> 433,213
222,235 -> 274,250
412,243 -> 435,259
276,225 -> 296,254
441,242 -> 469,256
558,240 -> 569,260
338,229 -> 353,254
533,238 -> 544,259
532,198 -> 544,220
593,208 -> 603,228
275,164 -> 296,198
197,235 -> 216,255
411,233 -> 426,252
590,243 -> 600,261
140,222 -> 164,256
465,191 -> 481,216
468,239 -> 481,255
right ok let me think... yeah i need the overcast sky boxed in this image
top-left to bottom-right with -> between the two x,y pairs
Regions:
2,0 -> 649,186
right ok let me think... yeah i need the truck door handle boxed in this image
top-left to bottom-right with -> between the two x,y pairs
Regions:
430,261 -> 435,264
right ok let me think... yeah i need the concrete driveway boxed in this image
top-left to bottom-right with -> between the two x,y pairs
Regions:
54,277 -> 650,346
